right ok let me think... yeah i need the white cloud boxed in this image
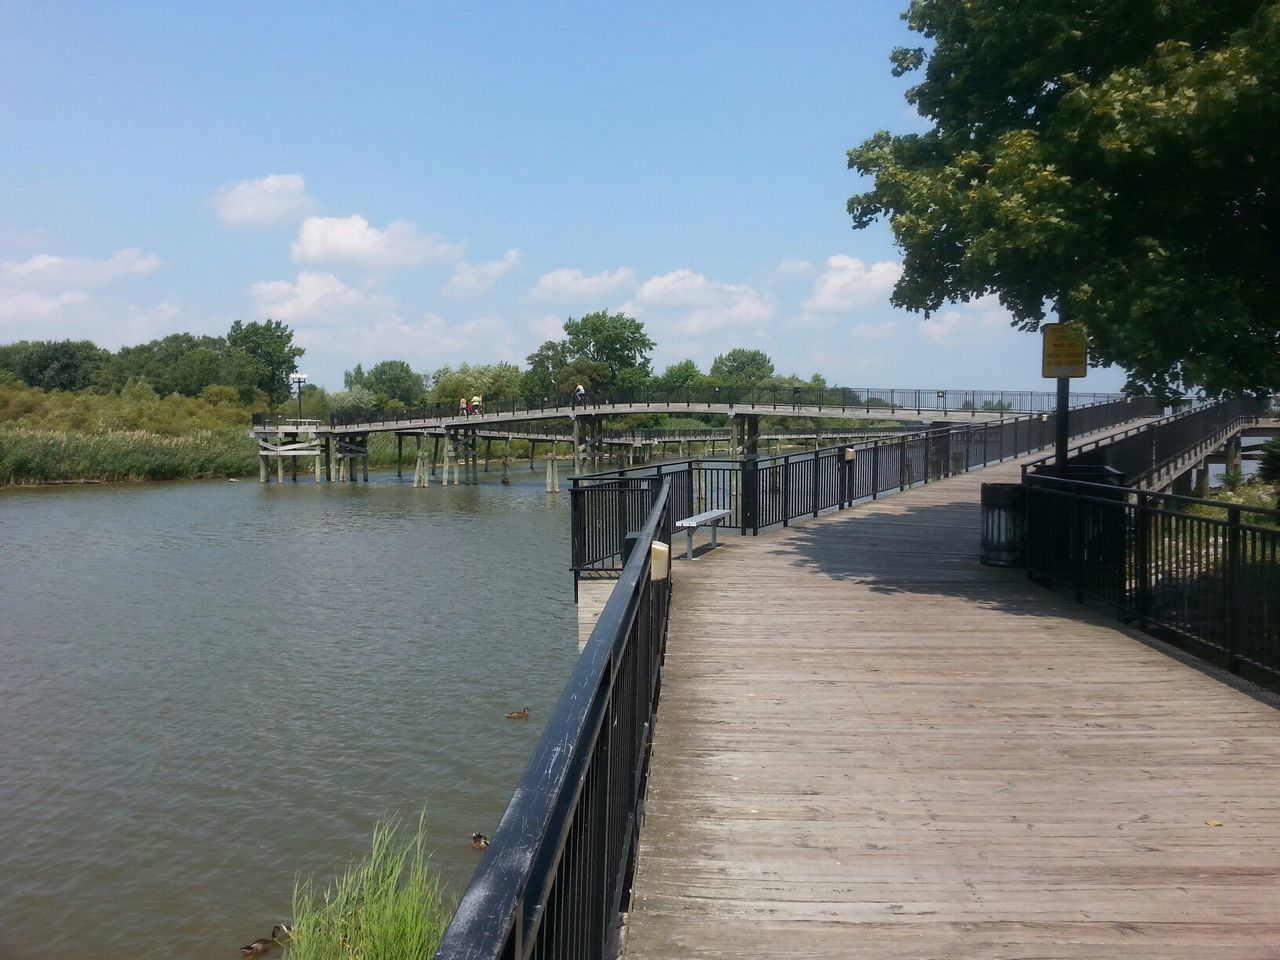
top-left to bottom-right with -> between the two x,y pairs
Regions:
291,215 -> 465,268
213,174 -> 315,228
445,249 -> 521,299
529,267 -> 636,301
774,258 -> 814,280
851,320 -> 899,342
528,314 -> 566,341
804,255 -> 902,311
0,288 -> 90,320
0,248 -> 162,288
249,271 -> 395,324
633,269 -> 774,335
918,296 -> 1010,345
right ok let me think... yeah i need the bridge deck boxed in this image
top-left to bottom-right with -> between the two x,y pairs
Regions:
623,456 -> 1280,958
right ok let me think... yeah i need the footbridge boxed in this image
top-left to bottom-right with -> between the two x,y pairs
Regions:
434,394 -> 1280,959
250,383 -> 1130,483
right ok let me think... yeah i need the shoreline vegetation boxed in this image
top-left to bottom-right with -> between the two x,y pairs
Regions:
286,814 -> 453,960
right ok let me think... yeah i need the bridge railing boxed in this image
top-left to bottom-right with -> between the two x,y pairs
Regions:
313,384 -> 1128,429
1025,475 -> 1280,685
1022,397 -> 1263,484
572,396 -> 1159,574
434,483 -> 674,960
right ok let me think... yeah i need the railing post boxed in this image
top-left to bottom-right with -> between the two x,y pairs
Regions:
871,442 -> 880,499
781,458 -> 791,527
1226,506 -> 1242,675
1133,491 -> 1150,627
811,452 -> 820,518
741,459 -> 758,535
1072,484 -> 1085,602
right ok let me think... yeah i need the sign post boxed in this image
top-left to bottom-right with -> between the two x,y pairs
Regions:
1042,323 -> 1088,474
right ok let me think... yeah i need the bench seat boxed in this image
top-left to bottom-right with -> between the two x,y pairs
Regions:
675,508 -> 732,559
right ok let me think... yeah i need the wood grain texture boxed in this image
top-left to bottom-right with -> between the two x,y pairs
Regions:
622,454 -> 1280,959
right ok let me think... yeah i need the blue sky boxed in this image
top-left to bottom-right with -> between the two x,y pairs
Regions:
0,1 -> 1127,393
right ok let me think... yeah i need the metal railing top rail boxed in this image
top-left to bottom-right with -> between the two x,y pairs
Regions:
259,384 -> 1135,431
1024,471 -> 1280,525
435,482 -> 673,960
574,396 -> 1142,485
1020,397 -> 1261,482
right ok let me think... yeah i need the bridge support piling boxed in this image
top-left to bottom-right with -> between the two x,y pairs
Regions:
277,453 -> 285,485
324,437 -> 331,482
572,418 -> 583,476
396,435 -> 403,479
431,437 -> 440,476
1195,464 -> 1211,498
259,455 -> 268,483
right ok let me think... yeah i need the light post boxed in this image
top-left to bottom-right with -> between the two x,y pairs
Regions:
289,373 -> 307,482
290,372 -> 307,421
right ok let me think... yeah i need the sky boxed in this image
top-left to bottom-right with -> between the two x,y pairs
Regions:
0,1 -> 1128,394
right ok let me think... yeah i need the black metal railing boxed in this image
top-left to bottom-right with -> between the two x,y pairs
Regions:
571,397 -> 1160,574
1025,475 -> 1280,683
304,383 -> 1129,429
1022,397 -> 1263,484
435,484 -> 674,960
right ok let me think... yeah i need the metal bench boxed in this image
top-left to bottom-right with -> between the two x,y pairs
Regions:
675,508 -> 732,559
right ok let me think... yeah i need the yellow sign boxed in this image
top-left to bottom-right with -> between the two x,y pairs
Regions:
1042,323 -> 1088,378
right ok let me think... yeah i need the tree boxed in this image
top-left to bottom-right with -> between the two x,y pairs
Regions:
1259,437 -> 1280,485
0,339 -> 108,392
848,1 -> 1280,396
362,360 -> 427,406
654,359 -> 706,389
522,340 -> 571,398
562,310 -> 655,392
226,319 -> 304,404
709,348 -> 775,384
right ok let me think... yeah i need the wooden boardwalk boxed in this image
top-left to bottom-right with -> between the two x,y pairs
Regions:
623,457 -> 1280,959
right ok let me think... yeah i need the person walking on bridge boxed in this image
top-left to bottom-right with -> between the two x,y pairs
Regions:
572,383 -> 587,410
459,397 -> 468,418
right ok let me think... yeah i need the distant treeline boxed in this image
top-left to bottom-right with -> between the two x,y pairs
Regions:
0,311 -> 846,423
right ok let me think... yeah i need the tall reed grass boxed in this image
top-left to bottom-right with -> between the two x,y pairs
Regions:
0,427 -> 257,484
288,815 -> 453,960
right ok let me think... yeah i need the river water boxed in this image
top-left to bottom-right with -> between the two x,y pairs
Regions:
0,468 -> 579,960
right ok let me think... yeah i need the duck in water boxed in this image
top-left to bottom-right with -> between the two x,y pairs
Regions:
471,832 -> 491,850
505,706 -> 530,720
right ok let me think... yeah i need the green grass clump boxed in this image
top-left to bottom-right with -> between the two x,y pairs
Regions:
289,815 -> 453,960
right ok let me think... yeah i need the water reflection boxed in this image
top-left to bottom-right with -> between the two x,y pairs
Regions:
0,471 -> 576,959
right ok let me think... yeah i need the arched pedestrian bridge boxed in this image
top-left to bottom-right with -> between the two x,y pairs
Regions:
250,383 -> 1132,482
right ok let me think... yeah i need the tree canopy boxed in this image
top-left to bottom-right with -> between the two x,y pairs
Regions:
848,0 -> 1280,396
524,310 -> 655,396
709,348 -> 775,384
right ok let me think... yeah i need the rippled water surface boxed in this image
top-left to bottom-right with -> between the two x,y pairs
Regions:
0,470 -> 578,959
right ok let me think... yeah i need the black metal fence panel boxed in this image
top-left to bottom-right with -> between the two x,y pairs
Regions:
1026,476 -> 1280,683
436,486 -> 673,960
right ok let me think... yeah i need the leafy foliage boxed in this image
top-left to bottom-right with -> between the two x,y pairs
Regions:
709,348 -> 775,384
849,0 -> 1280,396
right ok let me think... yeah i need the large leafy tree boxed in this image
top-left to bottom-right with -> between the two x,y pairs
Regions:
0,339 -> 107,391
849,0 -> 1280,396
709,348 -> 775,384
562,310 -> 655,392
361,360 -> 427,406
226,319 -> 304,404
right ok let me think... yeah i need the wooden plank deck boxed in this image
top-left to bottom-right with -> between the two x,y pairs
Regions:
622,457 -> 1280,959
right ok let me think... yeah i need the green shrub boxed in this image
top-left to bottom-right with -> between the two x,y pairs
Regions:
288,815 -> 453,960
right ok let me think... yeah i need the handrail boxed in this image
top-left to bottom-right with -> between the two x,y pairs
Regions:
1021,397 -> 1262,483
435,483 -> 674,960
1024,473 -> 1280,684
572,396 -> 1161,573
250,384 -> 1132,431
